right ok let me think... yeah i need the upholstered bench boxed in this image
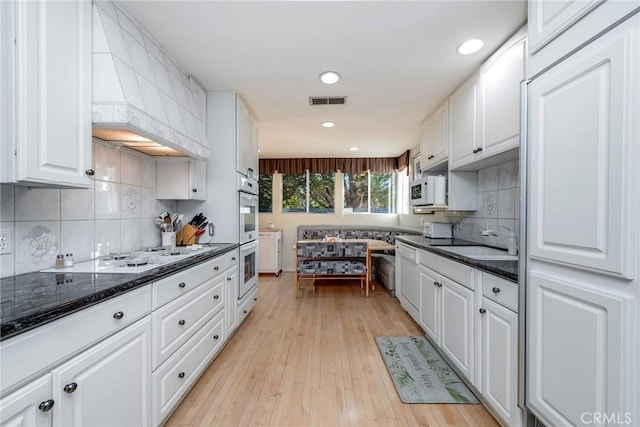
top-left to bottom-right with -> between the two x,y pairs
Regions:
297,225 -> 421,297
295,241 -> 367,297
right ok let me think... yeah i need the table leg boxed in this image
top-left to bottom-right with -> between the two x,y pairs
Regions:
366,251 -> 370,297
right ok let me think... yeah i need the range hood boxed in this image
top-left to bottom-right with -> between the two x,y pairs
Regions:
92,1 -> 209,159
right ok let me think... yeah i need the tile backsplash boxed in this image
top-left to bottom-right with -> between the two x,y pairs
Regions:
453,159 -> 520,250
0,140 -> 175,277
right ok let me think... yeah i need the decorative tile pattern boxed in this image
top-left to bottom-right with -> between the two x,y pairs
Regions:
15,222 -> 60,275
121,185 -> 141,218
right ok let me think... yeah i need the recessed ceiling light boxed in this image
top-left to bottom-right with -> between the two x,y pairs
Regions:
457,39 -> 484,55
322,121 -> 335,128
349,147 -> 359,151
319,71 -> 340,85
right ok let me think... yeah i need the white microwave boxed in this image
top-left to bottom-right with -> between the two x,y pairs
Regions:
409,176 -> 436,206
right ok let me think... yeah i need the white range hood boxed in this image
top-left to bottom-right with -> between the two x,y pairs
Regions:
91,1 -> 209,159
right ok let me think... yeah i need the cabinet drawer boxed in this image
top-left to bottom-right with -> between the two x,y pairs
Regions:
153,312 -> 225,426
225,249 -> 239,266
420,250 -> 475,290
153,256 -> 226,309
238,287 -> 258,325
1,286 -> 151,394
153,277 -> 224,369
482,273 -> 518,312
396,243 -> 417,262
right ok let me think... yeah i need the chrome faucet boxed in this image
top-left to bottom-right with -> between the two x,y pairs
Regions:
482,226 -> 518,255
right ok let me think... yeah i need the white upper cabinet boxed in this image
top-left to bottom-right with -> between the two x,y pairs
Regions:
420,100 -> 449,171
448,74 -> 479,171
450,28 -> 526,172
156,159 -> 207,201
236,98 -> 258,178
528,16 -> 638,279
478,29 -> 526,158
1,0 -> 92,188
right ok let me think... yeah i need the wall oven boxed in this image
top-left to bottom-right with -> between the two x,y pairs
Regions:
238,240 -> 258,300
238,175 -> 258,245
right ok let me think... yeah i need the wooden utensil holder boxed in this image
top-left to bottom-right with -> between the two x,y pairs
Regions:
177,224 -> 198,246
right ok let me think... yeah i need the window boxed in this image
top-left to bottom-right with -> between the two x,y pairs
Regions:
258,174 -> 273,213
283,172 -> 334,213
344,171 -> 396,214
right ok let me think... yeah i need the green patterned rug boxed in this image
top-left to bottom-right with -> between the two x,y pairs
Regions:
375,336 -> 479,404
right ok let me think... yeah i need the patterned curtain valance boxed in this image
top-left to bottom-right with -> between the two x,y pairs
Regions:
259,151 -> 410,175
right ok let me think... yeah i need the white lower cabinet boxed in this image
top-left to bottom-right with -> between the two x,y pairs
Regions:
153,312 -> 225,426
419,264 -> 475,384
237,286 -> 258,326
51,318 -> 152,427
397,243 -> 420,320
479,295 -> 520,426
0,375 -> 53,427
225,254 -> 239,335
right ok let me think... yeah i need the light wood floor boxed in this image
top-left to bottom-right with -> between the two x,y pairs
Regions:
165,272 -> 499,427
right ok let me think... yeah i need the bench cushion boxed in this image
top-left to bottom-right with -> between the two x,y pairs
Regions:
297,260 -> 367,276
297,241 -> 367,258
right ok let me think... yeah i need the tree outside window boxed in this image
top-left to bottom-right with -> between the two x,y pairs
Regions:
283,172 -> 334,213
344,171 -> 396,214
258,174 -> 273,213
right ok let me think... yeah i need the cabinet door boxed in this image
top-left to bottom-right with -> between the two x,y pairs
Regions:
225,263 -> 239,335
419,118 -> 433,168
52,318 -> 152,427
398,248 -> 420,320
419,266 -> 439,344
528,0 -> 602,54
527,270 -> 627,427
13,0 -> 91,187
449,75 -> 479,171
480,298 -> 519,427
236,99 -> 252,176
189,160 -> 207,200
479,29 -> 525,157
440,277 -> 475,383
429,100 -> 449,166
0,375 -> 52,427
528,17 -> 638,279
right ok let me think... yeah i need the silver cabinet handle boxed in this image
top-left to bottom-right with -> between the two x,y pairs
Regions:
85,169 -> 94,176
38,399 -> 55,412
178,320 -> 186,326
113,311 -> 124,320
479,308 -> 486,314
178,282 -> 186,288
227,277 -> 232,281
178,372 -> 185,379
213,334 -> 219,340
214,266 -> 219,271
232,257 -> 236,261
192,188 -> 198,192
492,287 -> 501,294
63,382 -> 78,394
213,295 -> 219,300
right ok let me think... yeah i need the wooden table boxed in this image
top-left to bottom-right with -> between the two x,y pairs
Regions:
297,238 -> 394,297
362,239 -> 395,296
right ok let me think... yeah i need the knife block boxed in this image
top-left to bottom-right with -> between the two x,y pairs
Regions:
177,224 -> 198,246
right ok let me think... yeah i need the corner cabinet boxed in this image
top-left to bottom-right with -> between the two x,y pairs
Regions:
0,0 -> 93,188
156,159 -> 207,201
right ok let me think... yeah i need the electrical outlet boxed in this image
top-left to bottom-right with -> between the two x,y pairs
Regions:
0,226 -> 13,255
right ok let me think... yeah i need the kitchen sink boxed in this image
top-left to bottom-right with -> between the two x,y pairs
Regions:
434,245 -> 518,261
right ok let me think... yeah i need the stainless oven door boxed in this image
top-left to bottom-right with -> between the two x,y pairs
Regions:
239,240 -> 258,300
239,192 -> 258,244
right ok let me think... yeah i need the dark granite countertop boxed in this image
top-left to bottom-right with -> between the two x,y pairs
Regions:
395,235 -> 518,283
0,243 -> 238,341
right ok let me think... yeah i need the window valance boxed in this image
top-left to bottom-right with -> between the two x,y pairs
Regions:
259,151 -> 410,175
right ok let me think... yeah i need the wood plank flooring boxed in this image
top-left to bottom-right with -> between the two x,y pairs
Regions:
165,273 -> 499,427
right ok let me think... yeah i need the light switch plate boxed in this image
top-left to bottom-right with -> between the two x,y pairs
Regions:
0,225 -> 13,255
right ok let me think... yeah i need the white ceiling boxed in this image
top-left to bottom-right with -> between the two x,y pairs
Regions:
121,1 -> 527,159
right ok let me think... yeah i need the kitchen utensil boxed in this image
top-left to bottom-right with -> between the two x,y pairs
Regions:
195,229 -> 206,236
198,221 -> 208,230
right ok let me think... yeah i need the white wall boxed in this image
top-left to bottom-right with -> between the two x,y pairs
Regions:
259,172 -> 401,272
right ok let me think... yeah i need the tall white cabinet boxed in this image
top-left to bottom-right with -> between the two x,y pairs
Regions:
1,0 -> 93,188
525,7 -> 639,427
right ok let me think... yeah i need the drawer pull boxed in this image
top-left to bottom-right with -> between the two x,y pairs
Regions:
38,399 -> 55,412
227,277 -> 232,281
214,266 -> 219,271
178,372 -> 185,379
63,382 -> 78,394
479,308 -> 486,314
243,310 -> 248,314
232,257 -> 236,261
214,295 -> 219,300
178,320 -> 186,326
254,298 -> 257,301
433,281 -> 438,287
492,287 -> 501,294
213,334 -> 219,340
85,169 -> 95,176
113,311 -> 124,320
178,282 -> 186,288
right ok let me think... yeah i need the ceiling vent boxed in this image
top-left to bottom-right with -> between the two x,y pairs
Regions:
309,96 -> 347,106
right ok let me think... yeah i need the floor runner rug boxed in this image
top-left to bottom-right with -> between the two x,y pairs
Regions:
375,336 -> 479,404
